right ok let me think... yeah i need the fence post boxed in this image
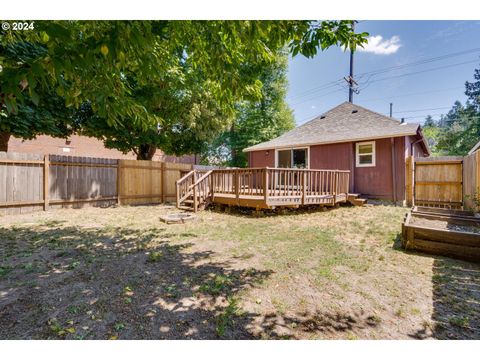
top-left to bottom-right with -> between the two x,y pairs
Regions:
405,156 -> 413,207
117,160 -> 122,205
43,155 -> 49,211
161,162 -> 166,203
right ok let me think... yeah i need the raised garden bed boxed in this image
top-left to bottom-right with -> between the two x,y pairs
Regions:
402,206 -> 480,262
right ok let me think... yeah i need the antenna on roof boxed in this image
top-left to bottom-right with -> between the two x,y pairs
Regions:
344,21 -> 359,103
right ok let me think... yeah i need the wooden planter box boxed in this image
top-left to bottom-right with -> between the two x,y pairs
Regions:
402,206 -> 480,262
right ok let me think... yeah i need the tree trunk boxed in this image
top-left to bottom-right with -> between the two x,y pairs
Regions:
0,132 -> 11,152
136,144 -> 157,160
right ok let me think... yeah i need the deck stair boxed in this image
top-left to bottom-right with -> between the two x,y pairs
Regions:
347,193 -> 367,207
176,170 -> 213,212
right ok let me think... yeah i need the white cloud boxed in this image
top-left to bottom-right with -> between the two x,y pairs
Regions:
358,35 -> 401,55
310,105 -> 316,109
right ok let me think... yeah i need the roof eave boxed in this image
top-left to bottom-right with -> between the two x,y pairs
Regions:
243,130 -> 419,152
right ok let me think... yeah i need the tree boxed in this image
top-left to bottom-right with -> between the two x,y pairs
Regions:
0,41 -> 76,150
203,51 -> 295,166
423,115 -> 435,127
435,100 -> 479,155
1,21 -> 367,155
465,64 -> 480,110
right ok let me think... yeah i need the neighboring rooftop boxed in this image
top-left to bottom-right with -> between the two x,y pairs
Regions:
468,139 -> 480,155
243,102 -> 421,152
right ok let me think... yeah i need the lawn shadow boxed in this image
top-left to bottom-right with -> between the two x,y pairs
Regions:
206,203 -> 345,219
428,257 -> 480,339
393,231 -> 480,339
0,224 -> 273,339
237,309 -> 380,339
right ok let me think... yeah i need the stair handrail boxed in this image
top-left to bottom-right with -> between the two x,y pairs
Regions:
192,170 -> 213,187
176,170 -> 196,207
192,170 -> 213,212
177,170 -> 195,184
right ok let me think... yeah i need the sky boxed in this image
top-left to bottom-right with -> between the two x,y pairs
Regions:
286,20 -> 480,126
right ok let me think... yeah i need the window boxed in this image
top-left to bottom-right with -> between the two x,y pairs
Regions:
276,148 -> 308,168
356,141 -> 375,167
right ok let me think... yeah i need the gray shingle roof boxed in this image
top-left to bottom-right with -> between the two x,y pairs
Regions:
243,102 -> 421,152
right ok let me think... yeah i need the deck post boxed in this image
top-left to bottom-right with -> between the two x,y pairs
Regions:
263,168 -> 269,204
302,171 -> 307,205
333,171 -> 338,204
235,169 -> 240,204
193,181 -> 198,213
210,171 -> 214,201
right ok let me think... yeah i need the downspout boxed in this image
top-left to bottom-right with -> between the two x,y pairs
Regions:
391,138 -> 397,205
410,138 -> 423,157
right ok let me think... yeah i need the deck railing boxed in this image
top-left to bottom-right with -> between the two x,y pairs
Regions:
178,167 -> 350,211
211,167 -> 350,200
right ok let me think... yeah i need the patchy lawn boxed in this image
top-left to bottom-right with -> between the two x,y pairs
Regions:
0,204 -> 479,339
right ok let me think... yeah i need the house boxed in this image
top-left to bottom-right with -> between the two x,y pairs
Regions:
243,102 -> 430,202
7,134 -> 198,164
468,140 -> 480,155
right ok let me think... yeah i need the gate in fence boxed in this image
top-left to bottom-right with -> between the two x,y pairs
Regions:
406,156 -> 466,209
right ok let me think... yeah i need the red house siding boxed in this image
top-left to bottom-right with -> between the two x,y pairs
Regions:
249,149 -> 275,168
309,142 -> 354,190
354,137 -> 405,201
246,135 -> 417,202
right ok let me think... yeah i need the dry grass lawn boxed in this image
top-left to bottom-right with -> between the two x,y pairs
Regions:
1,203 -> 479,339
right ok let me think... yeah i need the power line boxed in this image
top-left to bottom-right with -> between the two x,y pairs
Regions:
356,47 -> 480,78
360,86 -> 465,103
359,58 -> 479,88
290,87 -> 345,107
393,106 -> 453,114
287,47 -> 480,103
287,79 -> 345,101
404,113 -> 480,120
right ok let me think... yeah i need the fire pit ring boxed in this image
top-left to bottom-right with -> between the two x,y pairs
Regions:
160,213 -> 197,224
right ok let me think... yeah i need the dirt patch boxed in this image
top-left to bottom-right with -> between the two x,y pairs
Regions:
1,204 -> 479,339
411,217 -> 480,234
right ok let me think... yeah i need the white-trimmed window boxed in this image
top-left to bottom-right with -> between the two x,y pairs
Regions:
275,147 -> 309,169
356,141 -> 375,167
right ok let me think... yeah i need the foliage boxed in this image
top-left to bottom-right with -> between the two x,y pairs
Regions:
202,51 -> 295,166
423,64 -> 480,156
215,297 -> 241,338
1,21 -> 367,157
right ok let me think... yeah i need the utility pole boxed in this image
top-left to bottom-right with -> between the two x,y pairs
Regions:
349,21 -> 355,103
390,103 -> 393,117
344,21 -> 358,103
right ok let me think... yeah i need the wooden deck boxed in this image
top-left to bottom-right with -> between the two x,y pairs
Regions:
176,167 -> 352,212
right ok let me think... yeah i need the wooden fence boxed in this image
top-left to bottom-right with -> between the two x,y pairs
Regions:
406,154 -> 480,210
0,152 -> 193,215
463,150 -> 480,211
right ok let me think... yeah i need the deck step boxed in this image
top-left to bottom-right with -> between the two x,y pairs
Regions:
352,198 -> 367,206
177,205 -> 194,211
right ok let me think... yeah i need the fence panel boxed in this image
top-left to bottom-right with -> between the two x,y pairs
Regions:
414,157 -> 463,209
0,152 -> 44,215
117,159 -> 163,205
463,151 -> 480,211
48,154 -> 118,209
